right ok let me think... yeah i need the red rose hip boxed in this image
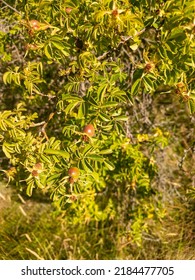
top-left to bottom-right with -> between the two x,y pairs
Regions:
83,124 -> 95,137
29,20 -> 40,31
68,167 -> 80,179
65,7 -> 72,14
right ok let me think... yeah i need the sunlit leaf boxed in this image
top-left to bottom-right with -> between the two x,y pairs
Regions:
44,149 -> 70,159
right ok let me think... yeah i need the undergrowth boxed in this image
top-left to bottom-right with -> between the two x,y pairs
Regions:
0,180 -> 194,260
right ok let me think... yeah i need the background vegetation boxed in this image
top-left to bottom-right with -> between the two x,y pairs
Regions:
0,0 -> 194,259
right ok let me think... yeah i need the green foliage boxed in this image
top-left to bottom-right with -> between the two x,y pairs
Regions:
0,0 -> 194,246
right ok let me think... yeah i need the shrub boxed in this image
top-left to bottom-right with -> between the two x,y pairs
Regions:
0,0 -> 194,245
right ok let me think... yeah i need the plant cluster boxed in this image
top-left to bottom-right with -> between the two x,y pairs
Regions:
0,0 -> 194,245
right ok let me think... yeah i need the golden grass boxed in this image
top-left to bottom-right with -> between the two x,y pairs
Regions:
0,180 -> 194,260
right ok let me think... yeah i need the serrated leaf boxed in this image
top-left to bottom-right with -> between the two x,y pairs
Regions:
64,101 -> 80,114
2,143 -> 11,158
143,76 -> 154,91
114,115 -> 129,121
44,149 -> 70,158
47,173 -> 61,183
87,154 -> 104,161
44,44 -> 53,59
14,143 -> 21,154
47,137 -> 56,146
158,45 -> 167,59
51,139 -> 61,150
101,124 -> 113,131
13,73 -> 21,85
104,160 -> 115,171
26,180 -> 35,196
88,97 -> 98,106
3,71 -> 11,84
62,94 -> 82,102
90,172 -> 100,182
99,112 -> 110,122
0,120 -> 7,131
51,40 -> 65,51
60,48 -> 70,56
131,79 -> 141,95
111,88 -> 126,97
130,44 -> 138,51
40,154 -> 52,164
188,99 -> 195,114
97,83 -> 108,102
81,159 -> 94,172
77,102 -> 85,119
101,102 -> 118,108
82,145 -> 94,156
37,62 -> 43,75
0,110 -> 13,118
99,149 -> 113,155
4,119 -> 15,128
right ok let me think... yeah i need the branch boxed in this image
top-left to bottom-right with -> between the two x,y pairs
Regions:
97,51 -> 111,61
33,91 -> 56,99
1,0 -> 21,15
36,113 -> 55,141
29,121 -> 46,128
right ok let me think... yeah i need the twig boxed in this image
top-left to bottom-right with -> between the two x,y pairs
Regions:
38,113 -> 55,141
29,121 -> 46,128
97,51 -> 110,61
29,120 -> 51,140
34,91 -> 56,99
1,0 -> 21,15
30,121 -> 49,140
29,120 -> 49,140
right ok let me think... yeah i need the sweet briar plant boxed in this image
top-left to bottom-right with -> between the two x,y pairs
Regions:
0,0 -> 194,244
